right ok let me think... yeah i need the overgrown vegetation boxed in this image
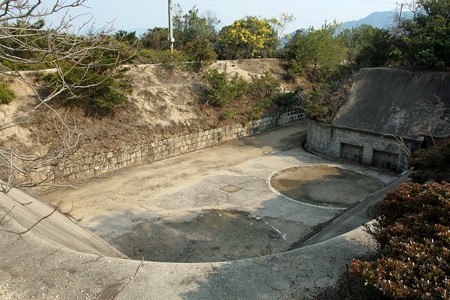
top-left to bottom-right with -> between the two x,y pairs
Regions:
398,0 -> 450,66
0,80 -> 15,104
43,65 -> 132,115
184,39 -> 217,72
247,71 -> 281,115
409,138 -> 450,183
202,69 -> 283,120
352,182 -> 449,299
282,23 -> 346,78
202,69 -> 248,107
352,140 -> 450,299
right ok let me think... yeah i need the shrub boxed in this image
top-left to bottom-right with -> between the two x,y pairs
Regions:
43,65 -> 131,115
0,81 -> 15,104
221,108 -> 235,120
248,71 -> 281,115
301,65 -> 357,123
352,182 -> 450,299
202,69 -> 247,107
273,86 -> 305,108
184,39 -> 217,73
409,138 -> 450,183
155,50 -> 188,70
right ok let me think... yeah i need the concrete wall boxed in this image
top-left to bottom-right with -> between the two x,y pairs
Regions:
307,121 -> 421,172
39,110 -> 305,183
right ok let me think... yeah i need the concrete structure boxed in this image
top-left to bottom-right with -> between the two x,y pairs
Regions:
0,125 -> 402,300
307,67 -> 450,171
35,109 -> 306,184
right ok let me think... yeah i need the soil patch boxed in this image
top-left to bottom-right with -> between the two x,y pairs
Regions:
109,210 -> 290,263
270,165 -> 384,208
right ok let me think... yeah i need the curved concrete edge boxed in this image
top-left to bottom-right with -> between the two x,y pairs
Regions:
266,163 -> 388,211
0,185 -> 127,259
0,187 -> 377,300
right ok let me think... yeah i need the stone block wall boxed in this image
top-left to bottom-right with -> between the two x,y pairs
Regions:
42,110 -> 306,183
307,120 -> 421,172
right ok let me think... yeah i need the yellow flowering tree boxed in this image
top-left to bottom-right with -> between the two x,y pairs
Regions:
216,16 -> 279,59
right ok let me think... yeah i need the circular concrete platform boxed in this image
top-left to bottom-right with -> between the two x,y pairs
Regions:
270,164 -> 384,208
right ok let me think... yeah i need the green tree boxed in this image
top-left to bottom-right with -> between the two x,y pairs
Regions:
114,30 -> 138,47
400,0 -> 450,66
248,71 -> 281,116
283,23 -> 346,79
202,69 -> 247,107
342,25 -> 396,67
184,39 -> 217,72
140,27 -> 169,51
173,5 -> 220,50
216,16 -> 279,59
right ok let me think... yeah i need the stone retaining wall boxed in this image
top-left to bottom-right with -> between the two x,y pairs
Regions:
306,120 -> 422,172
43,110 -> 306,183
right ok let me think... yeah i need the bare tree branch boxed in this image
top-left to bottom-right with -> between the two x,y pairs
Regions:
0,1 -> 130,191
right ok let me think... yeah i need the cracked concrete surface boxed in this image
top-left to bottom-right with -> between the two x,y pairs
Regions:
0,123 -> 404,299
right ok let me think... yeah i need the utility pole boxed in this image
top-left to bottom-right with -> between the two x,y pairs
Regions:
398,2 -> 404,25
395,2 -> 404,34
168,0 -> 174,53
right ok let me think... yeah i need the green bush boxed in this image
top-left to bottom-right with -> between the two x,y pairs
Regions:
273,86 -> 305,108
0,81 -> 15,104
301,65 -> 357,123
184,39 -> 217,73
409,138 -> 450,183
43,65 -> 131,115
352,182 -> 450,299
220,108 -> 235,120
155,50 -> 188,70
248,71 -> 281,116
202,69 -> 247,107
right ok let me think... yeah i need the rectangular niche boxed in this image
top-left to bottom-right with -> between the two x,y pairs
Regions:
371,149 -> 399,171
340,143 -> 364,164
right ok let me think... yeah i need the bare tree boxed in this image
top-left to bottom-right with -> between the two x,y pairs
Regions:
0,0 -> 124,191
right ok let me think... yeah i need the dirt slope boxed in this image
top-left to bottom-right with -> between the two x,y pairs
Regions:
0,59 -> 295,162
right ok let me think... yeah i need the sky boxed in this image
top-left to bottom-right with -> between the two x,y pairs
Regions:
54,0 -> 401,34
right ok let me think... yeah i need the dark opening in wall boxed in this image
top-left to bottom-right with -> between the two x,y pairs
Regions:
371,149 -> 399,171
340,143 -> 363,164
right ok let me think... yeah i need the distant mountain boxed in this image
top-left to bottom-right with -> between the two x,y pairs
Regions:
341,11 -> 413,30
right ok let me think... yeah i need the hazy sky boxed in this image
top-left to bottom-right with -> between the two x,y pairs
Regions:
59,0 -> 401,34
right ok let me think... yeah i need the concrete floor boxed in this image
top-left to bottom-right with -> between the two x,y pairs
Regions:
0,122 -> 403,299
39,123 -> 395,263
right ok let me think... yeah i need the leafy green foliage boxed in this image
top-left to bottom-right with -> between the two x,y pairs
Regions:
301,65 -> 357,123
0,19 -> 51,71
0,81 -> 15,104
114,30 -> 138,46
409,138 -> 450,183
156,50 -> 188,70
273,86 -> 305,108
140,27 -> 169,51
352,182 -> 450,299
43,64 -> 131,115
202,69 -> 247,107
221,108 -> 235,120
184,39 -> 217,72
342,25 -> 397,67
173,5 -> 220,50
399,0 -> 450,66
248,71 -> 281,114
216,16 -> 279,59
282,23 -> 345,78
